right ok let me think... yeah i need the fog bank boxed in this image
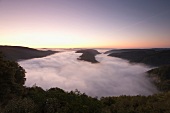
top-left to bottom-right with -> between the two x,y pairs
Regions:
19,50 -> 157,97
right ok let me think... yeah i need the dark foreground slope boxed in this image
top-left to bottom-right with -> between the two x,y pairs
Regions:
0,46 -> 57,61
0,54 -> 170,113
76,49 -> 101,63
108,49 -> 170,67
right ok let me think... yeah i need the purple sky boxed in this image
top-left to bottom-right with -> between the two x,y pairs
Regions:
1,0 -> 170,48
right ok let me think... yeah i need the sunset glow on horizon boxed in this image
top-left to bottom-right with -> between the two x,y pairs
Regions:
1,0 -> 170,49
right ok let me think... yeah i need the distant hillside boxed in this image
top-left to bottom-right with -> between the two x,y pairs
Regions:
76,49 -> 101,63
0,46 -> 57,61
108,49 -> 170,67
142,50 -> 170,66
147,65 -> 170,92
105,48 -> 170,54
104,49 -> 152,54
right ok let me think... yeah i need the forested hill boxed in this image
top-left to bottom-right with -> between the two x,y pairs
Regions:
106,49 -> 170,93
0,46 -> 57,61
147,65 -> 170,92
76,49 -> 101,63
107,49 -> 170,67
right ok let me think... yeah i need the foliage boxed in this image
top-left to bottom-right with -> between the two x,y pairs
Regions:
24,86 -> 46,113
0,55 -> 26,104
101,92 -> 170,113
3,98 -> 37,113
147,65 -> 170,91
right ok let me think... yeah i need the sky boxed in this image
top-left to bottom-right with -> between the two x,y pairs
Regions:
0,0 -> 170,48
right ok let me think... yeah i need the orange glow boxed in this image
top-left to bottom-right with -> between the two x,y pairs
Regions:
0,0 -> 170,49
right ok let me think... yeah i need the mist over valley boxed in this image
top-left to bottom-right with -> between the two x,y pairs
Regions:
19,49 -> 158,97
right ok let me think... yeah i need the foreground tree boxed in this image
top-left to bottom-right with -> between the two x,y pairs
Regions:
3,98 -> 37,113
0,53 -> 26,104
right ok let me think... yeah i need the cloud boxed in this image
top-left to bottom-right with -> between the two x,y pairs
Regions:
19,50 -> 158,97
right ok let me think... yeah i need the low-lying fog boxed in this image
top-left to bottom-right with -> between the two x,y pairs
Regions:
19,49 -> 158,97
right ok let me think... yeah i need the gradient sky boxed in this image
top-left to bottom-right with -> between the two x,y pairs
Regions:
1,0 -> 170,48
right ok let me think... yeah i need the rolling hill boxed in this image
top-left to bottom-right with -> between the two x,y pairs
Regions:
0,46 -> 57,61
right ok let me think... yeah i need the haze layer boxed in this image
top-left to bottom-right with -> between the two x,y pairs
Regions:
19,50 -> 157,97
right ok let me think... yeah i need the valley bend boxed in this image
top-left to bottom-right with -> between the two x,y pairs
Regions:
0,0 -> 170,113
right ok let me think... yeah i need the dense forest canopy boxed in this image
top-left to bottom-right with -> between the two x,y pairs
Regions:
147,65 -> 170,92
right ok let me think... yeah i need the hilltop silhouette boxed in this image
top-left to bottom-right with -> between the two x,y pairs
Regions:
0,45 -> 57,61
76,49 -> 101,63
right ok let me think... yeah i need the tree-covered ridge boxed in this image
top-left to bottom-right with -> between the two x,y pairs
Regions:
147,65 -> 170,92
100,92 -> 170,113
108,49 -> 170,67
2,87 -> 170,113
0,45 -> 57,61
